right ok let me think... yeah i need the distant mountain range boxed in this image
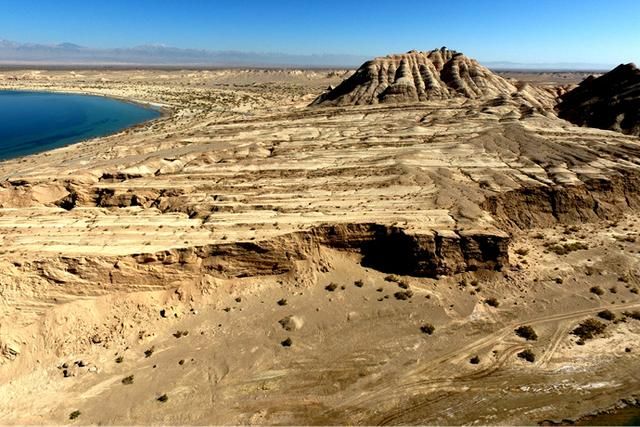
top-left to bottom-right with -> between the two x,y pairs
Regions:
0,40 -> 617,70
485,61 -> 614,71
0,40 -> 369,67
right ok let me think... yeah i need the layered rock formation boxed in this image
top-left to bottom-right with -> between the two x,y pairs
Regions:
311,48 -> 517,106
557,63 -> 640,136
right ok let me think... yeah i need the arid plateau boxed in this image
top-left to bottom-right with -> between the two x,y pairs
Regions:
0,49 -> 639,425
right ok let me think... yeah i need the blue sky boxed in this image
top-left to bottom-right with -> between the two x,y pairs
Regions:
1,0 -> 639,65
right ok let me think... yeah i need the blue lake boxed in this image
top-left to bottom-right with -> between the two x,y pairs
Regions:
0,90 -> 160,161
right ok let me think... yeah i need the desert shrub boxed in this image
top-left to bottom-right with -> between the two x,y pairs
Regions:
547,242 -> 588,255
484,297 -> 499,307
514,248 -> 529,256
394,290 -> 413,300
515,325 -> 538,341
69,410 -> 81,420
597,310 -> 616,321
624,310 -> 640,320
398,281 -> 409,289
354,280 -> 364,288
590,286 -> 605,296
115,356 -> 124,364
469,355 -> 480,364
517,349 -> 536,363
144,347 -> 155,358
384,275 -> 400,282
277,298 -> 287,306
157,394 -> 169,403
325,283 -> 338,292
122,375 -> 134,385
420,324 -> 435,335
571,318 -> 607,341
281,337 -> 292,347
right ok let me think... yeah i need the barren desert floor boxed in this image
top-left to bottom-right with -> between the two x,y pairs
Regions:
0,68 -> 639,425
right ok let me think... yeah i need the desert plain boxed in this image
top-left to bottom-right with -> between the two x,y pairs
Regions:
0,51 -> 639,425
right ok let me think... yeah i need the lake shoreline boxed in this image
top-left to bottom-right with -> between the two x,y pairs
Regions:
0,89 -> 166,162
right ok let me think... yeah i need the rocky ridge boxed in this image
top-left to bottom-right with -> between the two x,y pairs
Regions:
557,63 -> 640,136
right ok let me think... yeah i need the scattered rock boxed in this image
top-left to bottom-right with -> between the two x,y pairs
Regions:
278,315 -> 304,331
281,337 -> 292,347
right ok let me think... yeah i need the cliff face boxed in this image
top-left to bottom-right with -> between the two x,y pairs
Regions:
557,63 -> 640,136
311,48 -> 517,106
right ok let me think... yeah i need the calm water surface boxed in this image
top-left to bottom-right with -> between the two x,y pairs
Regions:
0,90 -> 160,161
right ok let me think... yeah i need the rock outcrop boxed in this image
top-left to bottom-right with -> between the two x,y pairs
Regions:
311,48 -> 517,106
557,63 -> 640,136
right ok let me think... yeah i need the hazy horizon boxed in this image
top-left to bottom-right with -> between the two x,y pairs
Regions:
0,39 -> 622,70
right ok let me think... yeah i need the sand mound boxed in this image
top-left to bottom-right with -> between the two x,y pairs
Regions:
311,47 -> 517,106
557,63 -> 640,136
